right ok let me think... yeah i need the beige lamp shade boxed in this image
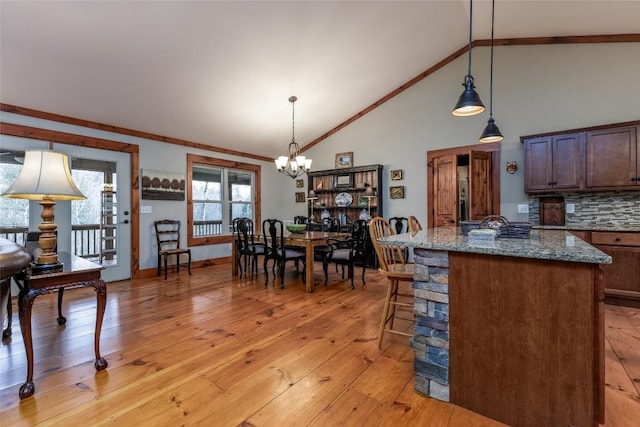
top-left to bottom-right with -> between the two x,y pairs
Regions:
2,149 -> 85,270
363,185 -> 375,197
2,150 -> 86,200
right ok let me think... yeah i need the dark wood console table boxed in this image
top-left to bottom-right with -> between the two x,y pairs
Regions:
15,252 -> 108,399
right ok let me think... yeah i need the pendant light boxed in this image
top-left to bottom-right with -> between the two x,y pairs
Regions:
479,0 -> 504,143
274,96 -> 312,178
452,0 -> 485,117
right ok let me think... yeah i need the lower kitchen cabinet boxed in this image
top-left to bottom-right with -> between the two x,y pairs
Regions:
591,231 -> 640,301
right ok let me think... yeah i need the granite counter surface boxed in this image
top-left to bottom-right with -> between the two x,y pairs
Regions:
380,227 -> 612,264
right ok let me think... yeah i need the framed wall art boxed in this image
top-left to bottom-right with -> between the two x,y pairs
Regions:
334,174 -> 352,187
295,192 -> 306,203
390,185 -> 405,199
296,179 -> 304,188
141,169 -> 186,201
335,152 -> 353,169
390,169 -> 403,180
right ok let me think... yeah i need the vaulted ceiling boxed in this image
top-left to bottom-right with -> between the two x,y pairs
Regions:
1,1 -> 638,159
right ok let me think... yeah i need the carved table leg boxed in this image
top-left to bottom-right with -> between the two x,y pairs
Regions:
92,280 -> 108,371
56,287 -> 66,325
2,286 -> 12,339
18,289 -> 38,399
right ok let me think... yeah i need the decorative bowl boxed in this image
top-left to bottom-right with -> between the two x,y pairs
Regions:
286,224 -> 307,233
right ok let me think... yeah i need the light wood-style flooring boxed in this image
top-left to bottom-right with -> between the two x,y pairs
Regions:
1,263 -> 639,426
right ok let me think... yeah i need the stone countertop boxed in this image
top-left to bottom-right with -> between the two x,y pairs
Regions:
534,224 -> 640,232
380,227 -> 612,264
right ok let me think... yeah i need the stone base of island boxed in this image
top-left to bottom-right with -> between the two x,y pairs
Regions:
381,227 -> 612,427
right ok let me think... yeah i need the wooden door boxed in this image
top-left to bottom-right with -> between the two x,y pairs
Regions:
586,126 -> 638,188
433,155 -> 457,227
468,150 -> 491,220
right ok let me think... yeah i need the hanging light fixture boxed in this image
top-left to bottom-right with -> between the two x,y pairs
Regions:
275,96 -> 312,179
452,0 -> 485,117
479,0 -> 504,143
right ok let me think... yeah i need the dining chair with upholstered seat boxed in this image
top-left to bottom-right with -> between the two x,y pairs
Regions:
389,216 -> 408,234
234,217 -> 264,280
408,215 -> 423,232
154,219 -> 192,280
369,216 -> 415,348
322,219 -> 368,289
262,218 -> 306,289
293,216 -> 309,225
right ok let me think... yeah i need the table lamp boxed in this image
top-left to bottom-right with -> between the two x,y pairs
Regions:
2,150 -> 86,272
307,190 -> 318,222
363,184 -> 375,217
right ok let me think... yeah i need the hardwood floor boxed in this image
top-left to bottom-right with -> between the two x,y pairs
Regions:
1,263 -> 639,426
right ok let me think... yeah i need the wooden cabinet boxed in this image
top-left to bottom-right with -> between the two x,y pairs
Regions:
522,121 -> 640,193
307,164 -> 383,224
591,231 -> 640,300
586,125 -> 639,189
523,133 -> 583,192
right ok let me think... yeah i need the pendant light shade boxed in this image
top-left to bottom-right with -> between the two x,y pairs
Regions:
452,0 -> 485,117
479,117 -> 503,143
479,0 -> 503,143
452,75 -> 485,117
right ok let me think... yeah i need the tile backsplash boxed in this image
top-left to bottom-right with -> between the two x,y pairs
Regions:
528,191 -> 640,227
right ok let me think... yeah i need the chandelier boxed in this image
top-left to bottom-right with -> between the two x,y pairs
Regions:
275,96 -> 312,178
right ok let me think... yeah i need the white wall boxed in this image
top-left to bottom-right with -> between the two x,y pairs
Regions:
2,42 -> 638,272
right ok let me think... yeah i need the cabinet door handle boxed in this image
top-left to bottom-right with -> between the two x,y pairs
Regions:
632,177 -> 637,182
614,237 -> 621,242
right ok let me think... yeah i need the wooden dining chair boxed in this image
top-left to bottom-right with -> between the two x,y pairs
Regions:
368,216 -> 415,348
154,220 -> 192,280
262,218 -> 306,289
408,215 -> 423,232
322,219 -> 368,289
234,217 -> 264,280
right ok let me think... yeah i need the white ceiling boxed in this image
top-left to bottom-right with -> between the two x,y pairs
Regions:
1,1 -> 639,159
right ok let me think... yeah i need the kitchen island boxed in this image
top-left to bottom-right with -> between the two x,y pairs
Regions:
380,227 -> 611,427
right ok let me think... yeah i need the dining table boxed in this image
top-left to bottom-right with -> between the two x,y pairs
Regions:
231,230 -> 348,292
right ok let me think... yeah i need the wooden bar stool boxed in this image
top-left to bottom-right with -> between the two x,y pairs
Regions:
369,217 -> 415,348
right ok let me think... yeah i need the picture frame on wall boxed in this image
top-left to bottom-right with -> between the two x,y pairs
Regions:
296,179 -> 304,188
390,169 -> 403,180
390,185 -> 405,199
335,152 -> 353,168
334,174 -> 352,187
295,192 -> 306,203
141,169 -> 186,201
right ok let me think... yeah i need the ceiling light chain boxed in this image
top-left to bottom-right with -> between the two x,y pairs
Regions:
452,0 -> 485,117
275,96 -> 312,179
479,0 -> 504,143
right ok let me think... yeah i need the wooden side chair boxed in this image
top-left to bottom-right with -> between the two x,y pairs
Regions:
154,220 -> 191,280
293,216 -> 309,225
408,215 -> 423,232
234,217 -> 264,280
322,219 -> 368,289
369,217 -> 415,348
262,218 -> 306,289
389,216 -> 408,234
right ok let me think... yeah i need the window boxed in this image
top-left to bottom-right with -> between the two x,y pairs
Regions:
187,154 -> 261,246
0,150 -> 29,244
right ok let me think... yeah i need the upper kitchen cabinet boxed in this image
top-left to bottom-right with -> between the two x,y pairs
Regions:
586,125 -> 639,189
522,121 -> 640,193
523,133 -> 583,193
